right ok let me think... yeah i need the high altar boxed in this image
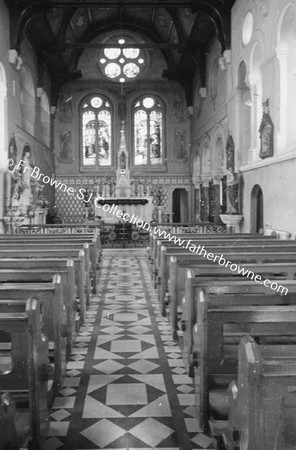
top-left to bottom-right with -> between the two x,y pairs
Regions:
94,124 -> 153,223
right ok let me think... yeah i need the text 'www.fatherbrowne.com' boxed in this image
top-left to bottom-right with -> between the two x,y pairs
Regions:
10,158 -> 288,296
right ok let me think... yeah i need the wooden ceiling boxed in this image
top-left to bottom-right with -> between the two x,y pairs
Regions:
5,0 -> 235,104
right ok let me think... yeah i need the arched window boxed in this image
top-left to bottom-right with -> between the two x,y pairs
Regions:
40,91 -> 50,148
237,61 -> 251,164
80,94 -> 112,167
276,4 -> 296,151
133,95 -> 164,166
20,66 -> 36,135
0,62 -> 7,170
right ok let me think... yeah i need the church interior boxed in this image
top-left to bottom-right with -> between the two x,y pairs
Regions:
1,0 -> 296,449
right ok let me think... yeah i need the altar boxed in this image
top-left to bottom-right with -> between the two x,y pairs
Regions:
94,123 -> 153,224
95,197 -> 152,223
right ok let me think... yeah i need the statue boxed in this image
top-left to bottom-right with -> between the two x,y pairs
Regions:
119,151 -> 126,170
226,133 -> 235,170
58,131 -> 73,163
174,130 -> 187,160
5,134 -> 20,211
226,168 -> 239,214
18,146 -> 34,214
59,91 -> 73,122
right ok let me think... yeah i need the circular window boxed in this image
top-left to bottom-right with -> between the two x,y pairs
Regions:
242,12 -> 253,45
105,63 -> 121,78
142,97 -> 155,108
90,97 -> 103,108
98,35 -> 146,83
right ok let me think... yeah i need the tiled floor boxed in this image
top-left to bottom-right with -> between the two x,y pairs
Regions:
45,249 -> 216,450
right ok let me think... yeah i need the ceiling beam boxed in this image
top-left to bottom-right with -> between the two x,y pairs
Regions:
54,42 -> 185,50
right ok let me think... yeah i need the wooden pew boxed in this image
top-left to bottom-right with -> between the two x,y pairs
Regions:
0,250 -> 86,322
158,240 -> 296,305
151,234 -> 278,284
0,263 -> 76,356
191,287 -> 296,431
0,244 -> 92,303
0,235 -> 100,293
0,298 -> 49,450
182,263 -> 296,372
149,232 -> 273,270
163,248 -> 296,330
221,336 -> 296,450
161,239 -> 296,298
0,276 -> 66,396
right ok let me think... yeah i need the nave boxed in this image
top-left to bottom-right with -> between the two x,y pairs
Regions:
44,249 -> 213,450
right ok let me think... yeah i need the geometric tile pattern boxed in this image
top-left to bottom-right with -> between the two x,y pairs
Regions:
45,249 -> 215,449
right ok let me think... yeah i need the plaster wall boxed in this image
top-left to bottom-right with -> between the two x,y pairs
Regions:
240,157 -> 296,236
0,1 -> 54,227
230,0 -> 296,235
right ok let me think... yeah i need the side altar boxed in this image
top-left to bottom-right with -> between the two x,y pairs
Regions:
94,124 -> 153,223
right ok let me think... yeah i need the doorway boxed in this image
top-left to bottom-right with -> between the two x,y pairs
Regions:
251,185 -> 263,233
172,188 -> 189,223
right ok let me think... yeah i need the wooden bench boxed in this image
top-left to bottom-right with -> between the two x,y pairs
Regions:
161,239 -> 296,294
0,276 -> 66,396
221,336 -> 296,450
0,235 -> 100,293
0,244 -> 92,303
0,263 -> 76,355
0,250 -> 87,321
149,232 -> 271,269
163,249 -> 296,330
151,234 -> 278,285
191,289 -> 296,431
0,298 -> 49,450
158,239 -> 296,304
181,263 -> 296,372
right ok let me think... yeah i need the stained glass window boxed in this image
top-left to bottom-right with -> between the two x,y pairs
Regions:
133,96 -> 164,166
81,95 -> 112,166
98,35 -> 146,83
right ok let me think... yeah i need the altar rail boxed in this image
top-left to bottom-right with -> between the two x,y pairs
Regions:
15,222 -> 227,248
16,224 -> 99,235
150,222 -> 227,234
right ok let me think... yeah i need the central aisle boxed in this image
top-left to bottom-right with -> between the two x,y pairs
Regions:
45,250 -> 215,450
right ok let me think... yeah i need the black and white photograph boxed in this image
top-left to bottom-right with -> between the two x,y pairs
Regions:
0,1 -> 295,449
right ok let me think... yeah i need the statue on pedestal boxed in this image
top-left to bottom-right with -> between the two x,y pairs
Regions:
226,168 -> 239,214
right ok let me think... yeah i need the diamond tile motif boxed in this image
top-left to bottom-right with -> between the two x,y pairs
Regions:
50,409 -> 71,422
59,387 -> 76,397
83,396 -> 125,418
177,384 -> 194,394
129,394 -> 172,417
191,433 -> 214,448
127,325 -> 150,334
67,369 -> 81,377
43,437 -> 63,450
93,348 -> 123,359
87,374 -> 123,394
101,326 -> 125,334
45,251 -> 213,450
128,418 -> 174,447
47,422 -> 70,436
128,359 -> 159,374
81,419 -> 126,447
93,360 -> 125,373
